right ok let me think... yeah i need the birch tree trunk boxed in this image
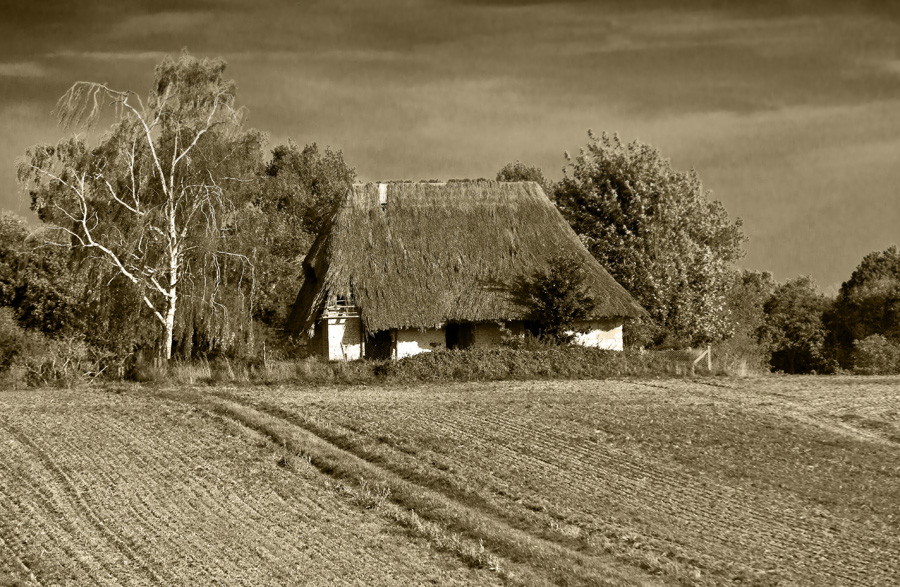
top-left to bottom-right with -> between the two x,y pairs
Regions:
163,201 -> 179,361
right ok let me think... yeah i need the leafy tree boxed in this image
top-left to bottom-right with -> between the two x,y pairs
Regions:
524,255 -> 597,344
251,141 -> 356,327
0,211 -> 28,309
0,307 -> 28,373
555,131 -> 745,347
496,161 -> 555,195
0,210 -> 84,336
725,270 -> 776,336
760,276 -> 830,374
263,141 -> 356,237
825,245 -> 900,368
717,269 -> 776,367
852,334 -> 900,375
18,51 -> 266,360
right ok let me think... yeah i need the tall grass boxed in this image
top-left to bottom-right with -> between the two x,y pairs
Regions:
124,345 -> 711,387
5,321 -> 763,388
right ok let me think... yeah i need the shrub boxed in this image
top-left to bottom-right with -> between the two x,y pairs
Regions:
24,340 -> 736,387
381,346 -> 675,383
0,308 -> 28,372
521,255 -> 596,344
852,335 -> 900,375
1,308 -> 114,387
20,337 -> 110,387
712,335 -> 771,377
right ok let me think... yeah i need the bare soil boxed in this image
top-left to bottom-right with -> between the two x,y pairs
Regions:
1,376 -> 898,586
0,389 -> 501,586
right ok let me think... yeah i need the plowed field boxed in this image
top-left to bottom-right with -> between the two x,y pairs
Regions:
2,377 -> 899,586
0,390 -> 501,586
219,377 -> 900,587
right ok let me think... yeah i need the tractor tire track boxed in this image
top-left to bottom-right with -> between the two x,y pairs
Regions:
1,389 -> 508,586
190,389 -> 672,587
247,382 -> 899,587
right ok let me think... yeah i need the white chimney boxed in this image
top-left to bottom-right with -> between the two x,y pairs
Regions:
378,183 -> 387,209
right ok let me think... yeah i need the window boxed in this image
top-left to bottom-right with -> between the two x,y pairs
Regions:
446,323 -> 474,350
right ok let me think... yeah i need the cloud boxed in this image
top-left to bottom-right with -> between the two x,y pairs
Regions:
882,60 -> 900,76
0,62 -> 47,78
620,99 -> 900,284
1,0 -> 899,288
47,50 -> 169,62
0,103 -> 59,217
110,10 -> 216,40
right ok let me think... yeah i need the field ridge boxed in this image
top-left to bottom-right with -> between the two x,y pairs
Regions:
202,388 -> 725,584
0,414 -> 170,583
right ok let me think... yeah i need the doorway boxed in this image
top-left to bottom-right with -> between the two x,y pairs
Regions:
365,330 -> 393,360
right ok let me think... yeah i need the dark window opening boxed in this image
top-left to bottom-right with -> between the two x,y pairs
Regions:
523,320 -> 541,338
365,330 -> 393,360
446,323 -> 474,350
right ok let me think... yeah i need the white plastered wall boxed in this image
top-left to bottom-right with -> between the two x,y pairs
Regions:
324,314 -> 362,361
395,328 -> 446,359
569,319 -> 624,351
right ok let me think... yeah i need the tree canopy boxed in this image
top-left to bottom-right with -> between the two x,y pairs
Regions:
496,161 -> 555,196
825,245 -> 900,368
0,211 -> 84,337
249,141 -> 356,327
760,276 -> 830,374
521,254 -> 597,344
555,131 -> 745,347
18,51 -> 266,360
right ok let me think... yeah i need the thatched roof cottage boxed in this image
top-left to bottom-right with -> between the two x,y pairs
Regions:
287,181 -> 645,360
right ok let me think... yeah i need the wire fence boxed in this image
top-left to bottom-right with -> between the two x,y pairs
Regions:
649,346 -> 713,376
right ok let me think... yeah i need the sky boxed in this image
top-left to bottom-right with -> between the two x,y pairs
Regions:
1,0 -> 899,292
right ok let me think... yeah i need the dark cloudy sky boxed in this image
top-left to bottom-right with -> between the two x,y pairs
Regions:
1,1 -> 899,291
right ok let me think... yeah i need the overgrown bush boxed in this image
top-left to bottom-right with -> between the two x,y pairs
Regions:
116,344 -> 703,387
0,307 -> 112,387
0,308 -> 28,372
7,332 -> 737,387
712,335 -> 771,377
381,346 -> 674,383
520,255 -> 596,344
852,335 -> 900,375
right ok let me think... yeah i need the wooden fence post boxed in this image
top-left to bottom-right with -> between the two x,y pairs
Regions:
692,346 -> 713,373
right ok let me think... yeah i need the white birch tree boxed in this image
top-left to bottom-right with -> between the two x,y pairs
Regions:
18,52 -> 264,361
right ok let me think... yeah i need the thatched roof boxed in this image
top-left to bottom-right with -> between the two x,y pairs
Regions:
288,181 -> 645,334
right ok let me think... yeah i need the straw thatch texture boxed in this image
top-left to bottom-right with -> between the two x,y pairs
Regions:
288,181 -> 645,335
